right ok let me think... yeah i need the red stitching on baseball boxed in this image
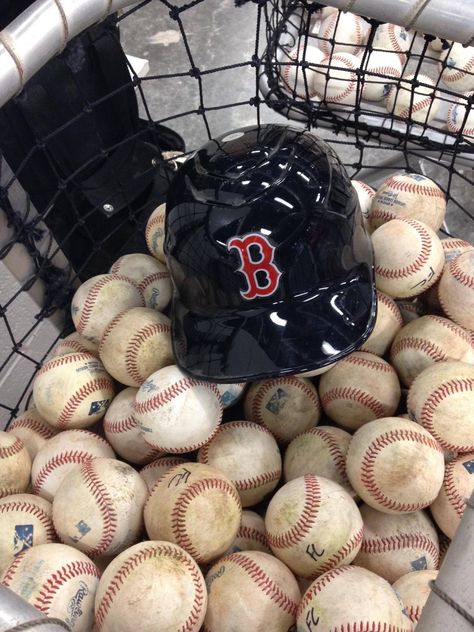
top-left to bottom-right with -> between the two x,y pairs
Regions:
0,488 -> 25,498
443,459 -> 466,519
125,322 -> 171,385
135,378 -> 221,416
77,276 -> 120,334
53,339 -> 94,356
171,477 -> 241,562
414,378 -> 474,452
1,550 -> 28,586
382,176 -> 444,199
321,54 -> 357,103
99,311 -> 128,349
359,429 -> 443,512
95,543 -> 204,630
361,533 -> 439,566
137,271 -> 170,295
309,427 -> 350,485
375,219 -> 432,279
442,239 -> 473,252
424,315 -> 471,344
221,552 -> 298,616
0,500 -> 56,541
140,457 -> 185,476
343,354 -> 394,373
354,181 -> 375,197
33,449 -> 104,496
448,255 -> 474,289
0,437 -> 24,459
407,605 -> 422,623
236,525 -> 269,550
321,387 -> 386,419
9,417 -> 55,441
250,378 -> 319,426
104,414 -> 136,434
297,565 -> 354,610
311,526 -> 364,578
391,337 -> 447,363
397,94 -> 435,119
267,474 -> 320,549
441,54 -> 474,84
378,292 -> 404,326
56,377 -> 113,429
33,561 -> 100,615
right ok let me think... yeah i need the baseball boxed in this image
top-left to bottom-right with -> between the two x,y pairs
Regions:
31,429 -> 115,501
408,360 -> 474,453
429,37 -> 451,52
94,540 -> 207,632
53,457 -> 147,558
33,352 -> 114,429
386,74 -> 440,124
353,504 -> 439,583
352,179 -> 375,225
0,433 -> 30,498
197,421 -> 282,507
430,452 -> 474,539
281,44 -> 324,99
103,387 -> 163,465
244,375 -> 320,443
390,314 -> 474,387
393,570 -> 438,629
139,455 -> 188,492
71,273 -> 144,344
318,12 -> 368,56
369,173 -> 446,232
144,462 -> 242,563
297,565 -> 412,632
319,351 -> 401,430
1,543 -> 100,632
99,307 -> 173,387
397,299 -> 425,323
313,52 -> 361,108
283,425 -> 355,498
50,332 -> 99,358
265,474 -> 363,578
226,510 -> 271,555
373,23 -> 414,58
439,42 -> 474,93
134,364 -> 222,453
371,218 -> 444,299
0,493 -> 55,574
360,291 -> 403,356
204,551 -> 300,632
361,50 -> 402,101
7,408 -> 58,460
215,381 -> 246,409
439,250 -> 474,330
447,91 -> 474,139
109,253 -> 171,312
346,417 -> 445,514
145,202 -> 167,263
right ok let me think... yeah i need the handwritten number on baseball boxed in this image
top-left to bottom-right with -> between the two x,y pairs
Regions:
306,607 -> 320,630
167,467 -> 191,487
410,266 -> 435,290
306,543 -> 325,561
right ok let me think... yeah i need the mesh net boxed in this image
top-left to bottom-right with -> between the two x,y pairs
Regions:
1,0 -> 474,426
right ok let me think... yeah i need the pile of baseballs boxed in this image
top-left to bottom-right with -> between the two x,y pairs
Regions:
279,6 -> 474,136
1,181 -> 473,632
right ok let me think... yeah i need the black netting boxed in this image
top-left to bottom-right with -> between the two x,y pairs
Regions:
1,0 -> 474,425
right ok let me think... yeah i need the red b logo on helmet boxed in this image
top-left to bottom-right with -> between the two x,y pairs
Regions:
227,233 -> 282,300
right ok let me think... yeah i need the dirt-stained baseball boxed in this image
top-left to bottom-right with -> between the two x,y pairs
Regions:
393,569 -> 438,629
215,382 -> 246,409
386,74 -> 439,124
313,53 -> 361,108
0,433 -> 30,498
360,291 -> 403,355
145,202 -> 167,263
7,408 -> 58,460
226,510 -> 271,555
352,180 -> 375,225
50,332 -> 99,358
139,455 -> 188,492
361,50 -> 402,101
109,253 -> 171,312
318,12 -> 368,56
438,250 -> 474,330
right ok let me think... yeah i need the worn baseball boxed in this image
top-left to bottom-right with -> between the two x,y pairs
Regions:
369,173 -> 446,232
390,314 -> 474,387
346,417 -> 444,514
144,462 -> 241,563
134,365 -> 222,453
373,23 -> 414,58
7,408 -> 58,460
283,426 -> 355,497
204,551 -> 300,632
145,202 -> 167,263
408,360 -> 474,453
439,250 -> 474,330
244,375 -> 320,443
281,44 -> 324,98
99,307 -> 173,387
372,218 -> 444,299
1,543 -> 100,632
0,433 -> 30,498
53,458 -> 147,558
103,388 -> 163,465
94,540 -> 206,632
352,180 -> 375,225
439,42 -> 474,93
396,299 -> 425,323
297,565 -> 412,632
33,352 -> 114,429
360,291 -> 403,356
226,510 -> 271,555
50,332 -> 99,358
215,382 -> 246,409
319,351 -> 401,430
318,12 -> 368,56
386,74 -> 440,124
430,452 -> 474,539
109,253 -> 171,312
31,429 -> 115,501
313,53 -> 361,107
0,493 -> 55,574
197,421 -> 281,507
139,455 -> 188,492
362,50 -> 402,101
265,474 -> 363,579
447,91 -> 474,139
393,570 -> 438,629
353,504 -> 439,583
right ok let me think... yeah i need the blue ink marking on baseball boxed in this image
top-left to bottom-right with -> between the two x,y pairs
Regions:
411,556 -> 427,571
71,520 -> 91,543
265,388 -> 289,415
462,459 -> 474,474
13,525 -> 33,555
88,399 -> 109,415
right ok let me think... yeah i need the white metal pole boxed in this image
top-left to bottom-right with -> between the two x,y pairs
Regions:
0,585 -> 70,631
